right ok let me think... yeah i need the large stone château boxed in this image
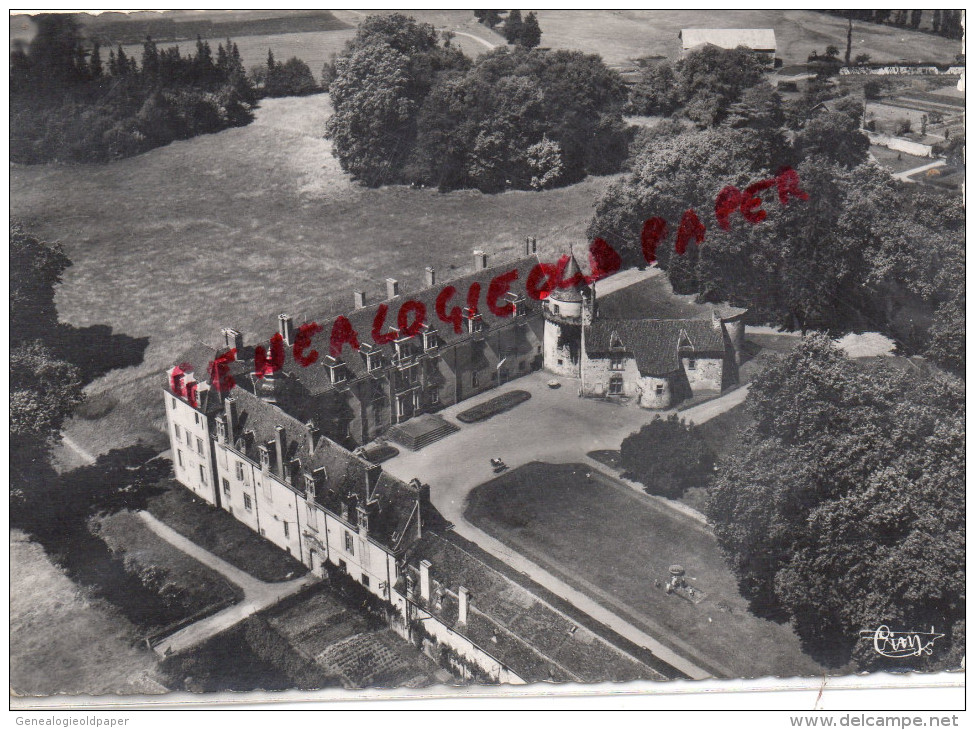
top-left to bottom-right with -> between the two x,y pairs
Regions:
162,239 -> 743,681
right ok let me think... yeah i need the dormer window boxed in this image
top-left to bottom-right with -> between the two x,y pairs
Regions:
394,335 -> 414,361
421,326 -> 439,352
323,355 -> 347,385
215,415 -> 227,443
505,292 -> 526,317
360,343 -> 382,372
610,332 -> 624,349
258,444 -> 270,470
463,308 -> 483,334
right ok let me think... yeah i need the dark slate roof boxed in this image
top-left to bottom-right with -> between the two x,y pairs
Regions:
399,533 -> 664,683
585,318 -> 728,376
255,254 -> 544,396
224,387 -> 422,553
548,253 -> 589,304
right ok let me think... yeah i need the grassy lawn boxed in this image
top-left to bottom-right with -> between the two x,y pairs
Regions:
465,462 -> 828,679
597,270 -> 719,320
10,530 -> 166,696
146,479 -> 308,582
92,510 -> 243,630
12,93 -> 616,460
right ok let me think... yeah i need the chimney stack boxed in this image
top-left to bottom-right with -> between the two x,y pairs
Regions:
278,314 -> 295,346
224,397 -> 238,441
354,290 -> 367,309
386,277 -> 399,299
473,250 -> 488,271
222,328 -> 244,352
458,586 -> 469,627
419,560 -> 432,602
274,426 -> 286,479
306,423 -> 320,456
525,236 -> 537,255
425,267 -> 436,287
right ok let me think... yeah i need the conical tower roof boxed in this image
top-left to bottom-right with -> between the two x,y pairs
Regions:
549,252 -> 588,303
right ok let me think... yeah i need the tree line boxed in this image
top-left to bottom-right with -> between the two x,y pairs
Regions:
325,13 -> 629,192
10,13 -> 256,164
589,47 -> 964,373
818,9 -> 965,40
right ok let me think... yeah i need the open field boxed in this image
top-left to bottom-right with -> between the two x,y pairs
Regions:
10,530 -> 165,696
12,93 -> 615,459
466,462 -> 830,678
531,10 -> 962,66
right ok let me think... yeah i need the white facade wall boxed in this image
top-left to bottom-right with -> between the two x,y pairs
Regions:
395,592 -> 525,685
637,375 -> 674,409
682,356 -> 723,393
165,391 -> 218,505
580,354 -> 643,398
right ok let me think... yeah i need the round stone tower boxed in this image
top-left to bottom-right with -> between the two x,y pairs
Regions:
542,253 -> 591,378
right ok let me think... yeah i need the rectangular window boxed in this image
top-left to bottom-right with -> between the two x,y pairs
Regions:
177,449 -> 184,468
655,383 -> 665,396
688,359 -> 697,371
194,412 -> 200,425
609,374 -> 624,395
199,464 -> 208,486
552,304 -> 560,315
339,559 -> 347,572
235,461 -> 244,481
430,387 -> 440,404
283,522 -> 290,539
471,371 -> 479,388
196,437 -> 204,456
185,431 -> 192,447
306,503 -> 318,530
174,424 -> 181,440
610,356 -> 625,371
344,531 -> 354,555
222,478 -> 230,496
360,539 -> 370,568
171,397 -> 177,410
243,493 -> 252,512
361,575 -> 370,588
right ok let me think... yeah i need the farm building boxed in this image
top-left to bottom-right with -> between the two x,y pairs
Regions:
679,28 -> 776,62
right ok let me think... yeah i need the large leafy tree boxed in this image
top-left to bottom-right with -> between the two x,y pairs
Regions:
676,44 -> 766,127
401,43 -> 627,191
325,14 -> 468,186
794,110 -> 870,167
10,222 -> 72,346
620,415 -> 715,499
707,336 -> 964,669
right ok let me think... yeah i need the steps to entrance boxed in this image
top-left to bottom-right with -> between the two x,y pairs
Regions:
387,414 -> 460,451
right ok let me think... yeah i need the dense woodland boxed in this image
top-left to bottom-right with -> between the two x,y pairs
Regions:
589,47 -> 964,372
10,14 -> 257,164
326,14 -> 629,191
707,336 -> 964,670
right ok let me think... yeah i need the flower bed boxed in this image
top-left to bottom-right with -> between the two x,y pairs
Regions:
456,390 -> 531,424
